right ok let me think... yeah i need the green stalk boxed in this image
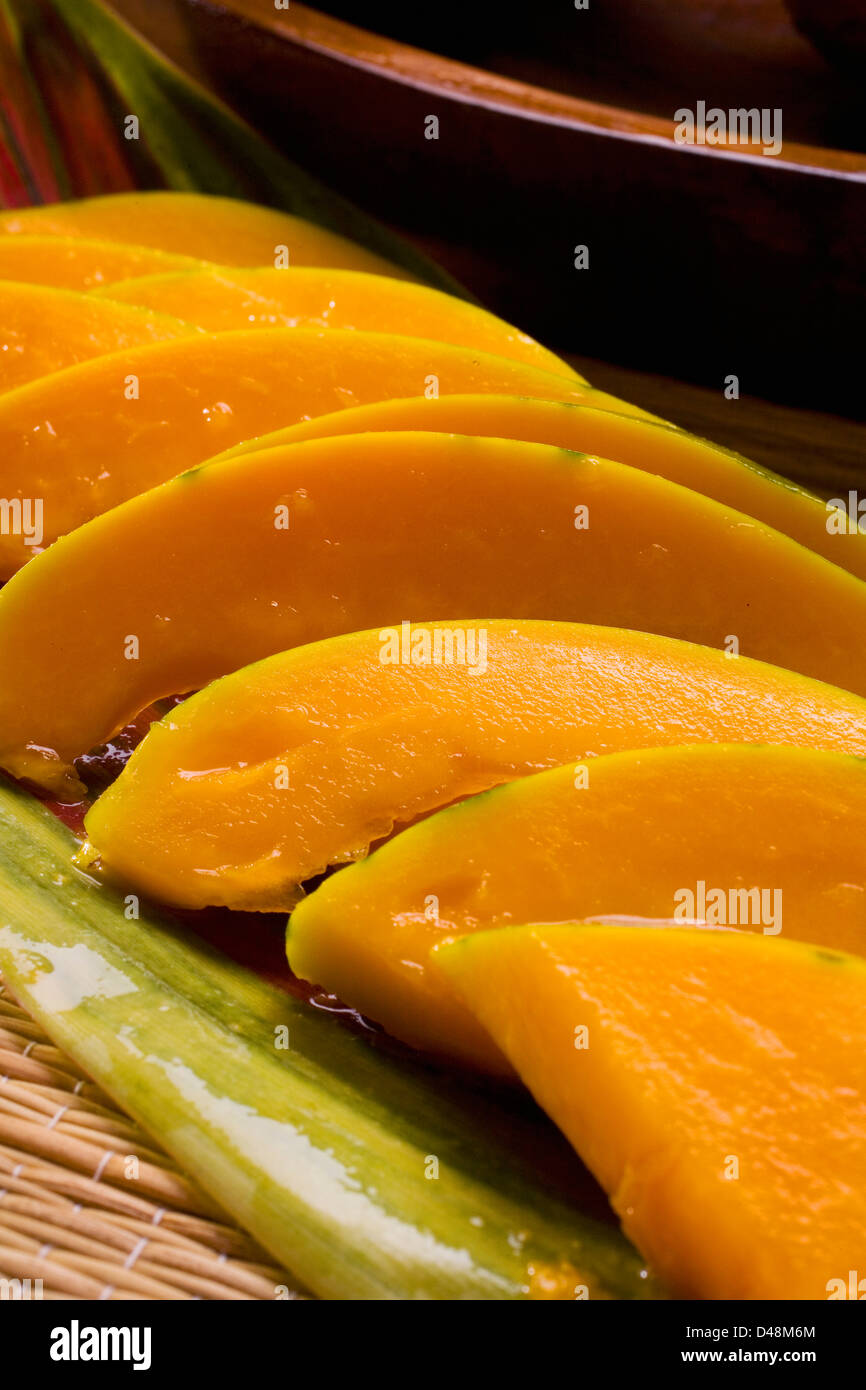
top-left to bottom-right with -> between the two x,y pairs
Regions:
0,778 -> 661,1300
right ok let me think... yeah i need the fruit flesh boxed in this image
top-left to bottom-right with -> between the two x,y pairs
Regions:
4,435 -> 866,793
287,744 -> 866,1070
97,267 -> 581,380
0,331 -> 590,575
85,622 -> 866,911
0,236 -> 210,290
0,191 -> 414,279
219,390 -> 660,459
434,924 -> 866,1300
0,777 -> 661,1302
218,394 -> 866,582
0,280 -> 200,391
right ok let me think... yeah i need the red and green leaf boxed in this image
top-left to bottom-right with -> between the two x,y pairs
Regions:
0,0 -> 466,294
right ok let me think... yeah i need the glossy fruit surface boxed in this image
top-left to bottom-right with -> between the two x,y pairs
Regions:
0,332 -> 589,575
98,267 -> 580,379
218,393 -> 866,580
4,435 -> 866,793
435,923 -> 866,1299
0,236 -> 208,289
0,191 -> 414,278
0,279 -> 199,391
86,623 -> 866,910
288,744 -> 866,1069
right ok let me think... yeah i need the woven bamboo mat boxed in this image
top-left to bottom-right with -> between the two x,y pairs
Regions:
0,970 -> 301,1300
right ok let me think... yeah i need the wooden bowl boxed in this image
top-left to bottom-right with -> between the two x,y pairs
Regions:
113,0 -> 866,421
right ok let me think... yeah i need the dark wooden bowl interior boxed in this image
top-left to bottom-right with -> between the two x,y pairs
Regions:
314,0 -> 866,153
108,0 -> 866,481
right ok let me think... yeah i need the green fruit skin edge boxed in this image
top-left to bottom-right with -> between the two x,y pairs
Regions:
0,779 -> 660,1300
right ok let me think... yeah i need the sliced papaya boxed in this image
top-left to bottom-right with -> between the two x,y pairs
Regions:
0,781 -> 661,1301
96,267 -> 579,380
287,744 -> 866,1071
84,622 -> 866,911
0,236 -> 209,290
0,191 -> 414,279
220,392 -> 658,461
0,280 -> 202,392
0,332 -> 590,576
5,436 -> 866,794
433,923 -> 866,1300
219,394 -> 866,582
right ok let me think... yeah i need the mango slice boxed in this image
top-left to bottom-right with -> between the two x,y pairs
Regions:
433,924 -> 866,1299
287,744 -> 866,1070
0,779 -> 661,1302
5,435 -> 866,792
84,623 -> 866,911
0,331 -> 589,576
0,191 -> 413,279
0,280 -> 201,392
0,236 -> 209,290
219,394 -> 866,583
97,267 -> 579,380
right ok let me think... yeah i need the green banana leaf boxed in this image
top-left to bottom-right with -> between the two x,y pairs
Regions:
0,777 -> 661,1300
0,0 -> 468,294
